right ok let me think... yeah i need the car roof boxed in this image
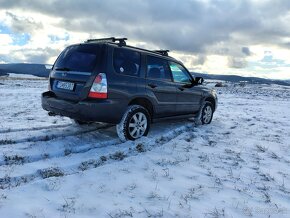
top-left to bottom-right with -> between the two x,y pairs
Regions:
109,43 -> 178,61
79,37 -> 180,63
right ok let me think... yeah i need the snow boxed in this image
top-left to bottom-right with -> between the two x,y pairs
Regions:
2,73 -> 46,79
0,76 -> 290,217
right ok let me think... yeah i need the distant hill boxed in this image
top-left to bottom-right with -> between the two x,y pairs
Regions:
0,63 -> 50,78
1,63 -> 289,86
192,72 -> 290,86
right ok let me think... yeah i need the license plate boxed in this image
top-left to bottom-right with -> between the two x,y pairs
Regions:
57,81 -> 74,90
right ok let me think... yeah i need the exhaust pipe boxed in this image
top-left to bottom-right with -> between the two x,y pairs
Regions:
48,112 -> 56,116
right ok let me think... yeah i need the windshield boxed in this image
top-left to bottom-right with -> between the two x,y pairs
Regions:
54,44 -> 102,72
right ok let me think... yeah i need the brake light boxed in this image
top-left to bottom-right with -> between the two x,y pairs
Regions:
88,73 -> 108,99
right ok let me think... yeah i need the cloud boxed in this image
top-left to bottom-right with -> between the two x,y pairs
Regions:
242,47 -> 251,56
1,1 -> 290,53
0,34 -> 13,45
0,45 -> 61,63
2,0 -> 288,53
20,47 -> 61,63
5,11 -> 43,34
228,57 -> 247,69
0,0 -> 289,78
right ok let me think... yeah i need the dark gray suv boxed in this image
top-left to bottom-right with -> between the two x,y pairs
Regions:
42,37 -> 218,141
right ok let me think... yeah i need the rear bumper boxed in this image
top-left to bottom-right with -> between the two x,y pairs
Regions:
41,91 -> 126,124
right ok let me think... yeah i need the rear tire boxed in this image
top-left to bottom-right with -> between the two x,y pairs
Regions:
116,105 -> 150,142
201,102 -> 214,124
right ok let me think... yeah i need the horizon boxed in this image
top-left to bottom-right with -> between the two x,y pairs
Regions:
1,0 -> 290,80
1,62 -> 290,82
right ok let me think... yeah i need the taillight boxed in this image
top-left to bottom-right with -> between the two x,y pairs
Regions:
88,73 -> 108,99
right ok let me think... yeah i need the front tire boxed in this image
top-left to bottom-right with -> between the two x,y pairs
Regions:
201,102 -> 214,124
116,105 -> 151,142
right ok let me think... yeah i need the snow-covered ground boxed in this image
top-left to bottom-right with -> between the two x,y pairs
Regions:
0,75 -> 290,217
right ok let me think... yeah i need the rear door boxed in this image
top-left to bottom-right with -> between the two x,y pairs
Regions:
50,44 -> 105,102
169,62 -> 202,114
145,56 -> 177,117
108,46 -> 141,99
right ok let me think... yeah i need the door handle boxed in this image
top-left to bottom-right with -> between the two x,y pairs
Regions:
148,84 -> 157,89
178,87 -> 184,91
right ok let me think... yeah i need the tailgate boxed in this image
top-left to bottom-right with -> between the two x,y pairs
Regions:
50,70 -> 94,101
49,43 -> 106,102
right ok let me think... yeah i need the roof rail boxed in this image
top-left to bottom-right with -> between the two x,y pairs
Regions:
85,37 -> 127,46
153,50 -> 170,56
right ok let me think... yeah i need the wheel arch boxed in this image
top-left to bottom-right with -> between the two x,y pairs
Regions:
128,97 -> 154,120
204,96 -> 216,112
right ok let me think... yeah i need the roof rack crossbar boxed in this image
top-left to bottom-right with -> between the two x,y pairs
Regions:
85,37 -> 127,46
153,50 -> 170,56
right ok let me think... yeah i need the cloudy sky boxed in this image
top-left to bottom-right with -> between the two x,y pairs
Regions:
0,0 -> 290,79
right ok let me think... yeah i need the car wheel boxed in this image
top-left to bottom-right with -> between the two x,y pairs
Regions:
116,105 -> 150,142
201,102 -> 214,124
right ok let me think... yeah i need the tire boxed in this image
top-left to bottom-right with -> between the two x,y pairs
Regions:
116,105 -> 151,142
201,102 -> 214,124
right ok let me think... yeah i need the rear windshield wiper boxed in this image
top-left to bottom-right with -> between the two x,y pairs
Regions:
54,67 -> 71,71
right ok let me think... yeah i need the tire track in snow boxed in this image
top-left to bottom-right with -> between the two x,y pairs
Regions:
0,123 -> 194,190
0,120 -> 189,167
0,124 -> 116,167
0,124 -> 113,145
0,137 -> 119,167
0,124 -> 72,134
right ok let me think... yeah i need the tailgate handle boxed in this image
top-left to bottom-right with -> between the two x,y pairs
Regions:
148,84 -> 157,89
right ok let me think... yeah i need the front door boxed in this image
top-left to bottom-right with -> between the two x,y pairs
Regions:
169,62 -> 202,114
145,56 -> 178,117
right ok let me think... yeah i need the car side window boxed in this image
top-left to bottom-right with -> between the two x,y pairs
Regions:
113,48 -> 141,76
169,62 -> 192,84
146,56 -> 172,81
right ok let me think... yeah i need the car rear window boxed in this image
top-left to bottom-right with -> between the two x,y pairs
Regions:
54,44 -> 102,72
113,48 -> 141,76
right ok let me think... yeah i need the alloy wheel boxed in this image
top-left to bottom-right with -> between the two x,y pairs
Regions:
203,105 -> 213,124
128,112 -> 148,139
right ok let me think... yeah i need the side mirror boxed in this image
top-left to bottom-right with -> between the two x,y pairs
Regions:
194,77 -> 204,85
